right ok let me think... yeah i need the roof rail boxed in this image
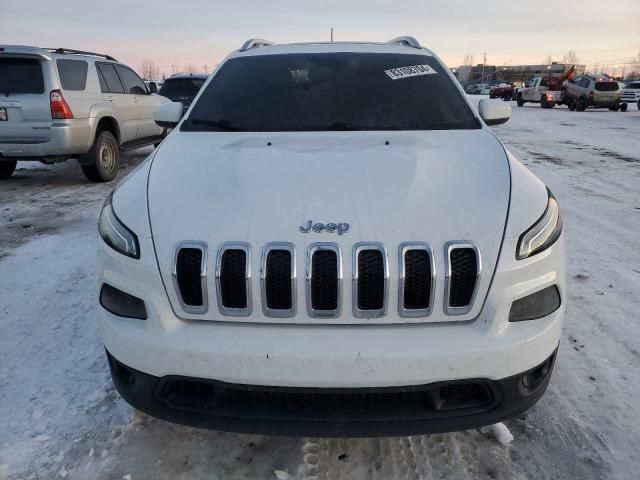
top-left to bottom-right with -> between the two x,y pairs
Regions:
387,36 -> 422,49
239,38 -> 275,52
45,48 -> 117,61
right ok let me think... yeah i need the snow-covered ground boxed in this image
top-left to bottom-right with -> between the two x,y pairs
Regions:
1,99 -> 639,479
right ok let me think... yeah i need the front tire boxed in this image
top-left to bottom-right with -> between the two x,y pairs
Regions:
516,94 -> 525,107
0,160 -> 17,179
80,130 -> 120,182
568,100 -> 576,111
620,103 -> 628,112
576,97 -> 586,112
540,95 -> 548,108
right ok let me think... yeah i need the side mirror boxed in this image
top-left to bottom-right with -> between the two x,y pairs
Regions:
478,99 -> 511,126
154,102 -> 183,128
148,82 -> 158,94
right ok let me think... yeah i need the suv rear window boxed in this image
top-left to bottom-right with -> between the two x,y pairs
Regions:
57,59 -> 88,91
183,53 -> 480,132
0,58 -> 44,94
159,78 -> 206,98
595,82 -> 619,92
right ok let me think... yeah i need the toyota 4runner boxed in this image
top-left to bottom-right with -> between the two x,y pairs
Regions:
0,46 -> 169,181
98,37 -> 565,437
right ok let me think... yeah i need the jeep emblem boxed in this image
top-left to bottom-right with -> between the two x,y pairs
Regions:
299,220 -> 350,235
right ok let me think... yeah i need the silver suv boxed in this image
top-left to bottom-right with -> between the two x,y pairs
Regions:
0,46 -> 169,181
563,74 -> 625,112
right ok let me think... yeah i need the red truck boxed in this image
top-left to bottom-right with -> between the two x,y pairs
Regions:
489,83 -> 518,100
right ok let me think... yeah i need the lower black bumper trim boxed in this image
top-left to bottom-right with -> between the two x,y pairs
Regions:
106,348 -> 557,437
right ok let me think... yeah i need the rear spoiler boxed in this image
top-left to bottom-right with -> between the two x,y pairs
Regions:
0,46 -> 52,61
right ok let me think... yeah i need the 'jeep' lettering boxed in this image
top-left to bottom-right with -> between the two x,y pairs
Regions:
299,220 -> 350,235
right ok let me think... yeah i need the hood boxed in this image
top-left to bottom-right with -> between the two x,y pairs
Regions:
148,129 -> 510,324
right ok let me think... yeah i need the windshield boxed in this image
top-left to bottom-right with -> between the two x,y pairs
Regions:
159,78 -> 206,99
182,53 -> 480,132
626,82 -> 640,89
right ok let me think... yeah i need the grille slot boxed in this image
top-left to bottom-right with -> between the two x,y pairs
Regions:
261,244 -> 296,317
173,243 -> 207,314
399,244 -> 434,317
216,244 -> 251,316
446,245 -> 480,314
353,244 -> 387,317
307,244 -> 341,317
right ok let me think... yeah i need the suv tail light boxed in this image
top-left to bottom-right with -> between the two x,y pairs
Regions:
50,90 -> 74,119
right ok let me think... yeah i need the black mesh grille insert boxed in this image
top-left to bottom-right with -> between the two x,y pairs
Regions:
220,249 -> 247,309
158,377 -> 496,420
357,250 -> 385,311
311,250 -> 338,311
404,250 -> 431,309
449,248 -> 478,308
176,248 -> 203,307
265,250 -> 292,310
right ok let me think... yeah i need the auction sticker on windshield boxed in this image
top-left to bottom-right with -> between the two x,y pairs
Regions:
384,65 -> 436,80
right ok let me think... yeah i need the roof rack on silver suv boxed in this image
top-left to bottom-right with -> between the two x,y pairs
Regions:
240,39 -> 275,52
45,48 -> 117,61
387,36 -> 422,49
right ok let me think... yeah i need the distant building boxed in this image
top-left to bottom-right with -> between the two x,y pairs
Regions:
453,62 -> 586,85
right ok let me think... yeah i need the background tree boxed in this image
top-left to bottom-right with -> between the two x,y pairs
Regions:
541,55 -> 553,65
462,53 -> 475,66
184,64 -> 197,74
140,60 -> 160,80
562,50 -> 579,65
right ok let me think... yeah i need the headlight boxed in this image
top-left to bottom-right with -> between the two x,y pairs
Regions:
516,189 -> 562,260
99,191 -> 140,259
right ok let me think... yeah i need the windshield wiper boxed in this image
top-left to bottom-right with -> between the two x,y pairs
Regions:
188,117 -> 246,131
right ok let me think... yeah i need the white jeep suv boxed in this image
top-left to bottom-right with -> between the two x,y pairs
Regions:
98,37 -> 565,437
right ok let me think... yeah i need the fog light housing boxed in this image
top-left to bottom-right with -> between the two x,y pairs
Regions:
509,285 -> 561,322
100,283 -> 147,320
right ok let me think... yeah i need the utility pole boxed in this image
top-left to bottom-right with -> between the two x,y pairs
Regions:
330,27 -> 334,42
170,64 -> 177,75
203,64 -> 208,74
481,52 -> 487,83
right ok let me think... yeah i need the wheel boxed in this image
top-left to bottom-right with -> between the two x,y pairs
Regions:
516,94 -> 524,107
540,95 -> 548,108
568,101 -> 576,111
608,106 -> 618,111
0,160 -> 17,179
620,103 -> 628,112
576,98 -> 586,112
80,130 -> 120,182
503,93 -> 511,101
637,100 -> 640,110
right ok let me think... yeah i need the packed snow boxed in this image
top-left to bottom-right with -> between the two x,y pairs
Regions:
0,99 -> 639,479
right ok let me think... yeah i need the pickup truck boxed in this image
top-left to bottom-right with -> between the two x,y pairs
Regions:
516,78 -> 561,108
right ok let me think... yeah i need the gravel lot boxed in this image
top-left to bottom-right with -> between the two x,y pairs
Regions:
1,100 -> 639,479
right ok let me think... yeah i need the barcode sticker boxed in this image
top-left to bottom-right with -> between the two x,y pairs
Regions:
384,64 -> 436,80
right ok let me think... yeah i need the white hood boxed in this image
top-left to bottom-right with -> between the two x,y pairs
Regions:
148,129 -> 510,323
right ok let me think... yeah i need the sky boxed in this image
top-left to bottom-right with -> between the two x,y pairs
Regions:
3,0 -> 639,78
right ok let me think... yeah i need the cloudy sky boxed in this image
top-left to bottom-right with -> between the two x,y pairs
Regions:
4,0 -> 639,77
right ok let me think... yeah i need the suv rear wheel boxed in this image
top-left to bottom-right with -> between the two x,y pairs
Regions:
576,97 -> 586,112
0,160 -> 17,179
81,131 -> 120,182
516,94 -> 524,107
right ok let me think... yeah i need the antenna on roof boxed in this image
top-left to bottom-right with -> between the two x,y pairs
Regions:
240,38 -> 275,51
330,28 -> 334,42
387,36 -> 422,49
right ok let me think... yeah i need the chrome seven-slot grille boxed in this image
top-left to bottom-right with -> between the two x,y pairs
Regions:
172,242 -> 481,319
